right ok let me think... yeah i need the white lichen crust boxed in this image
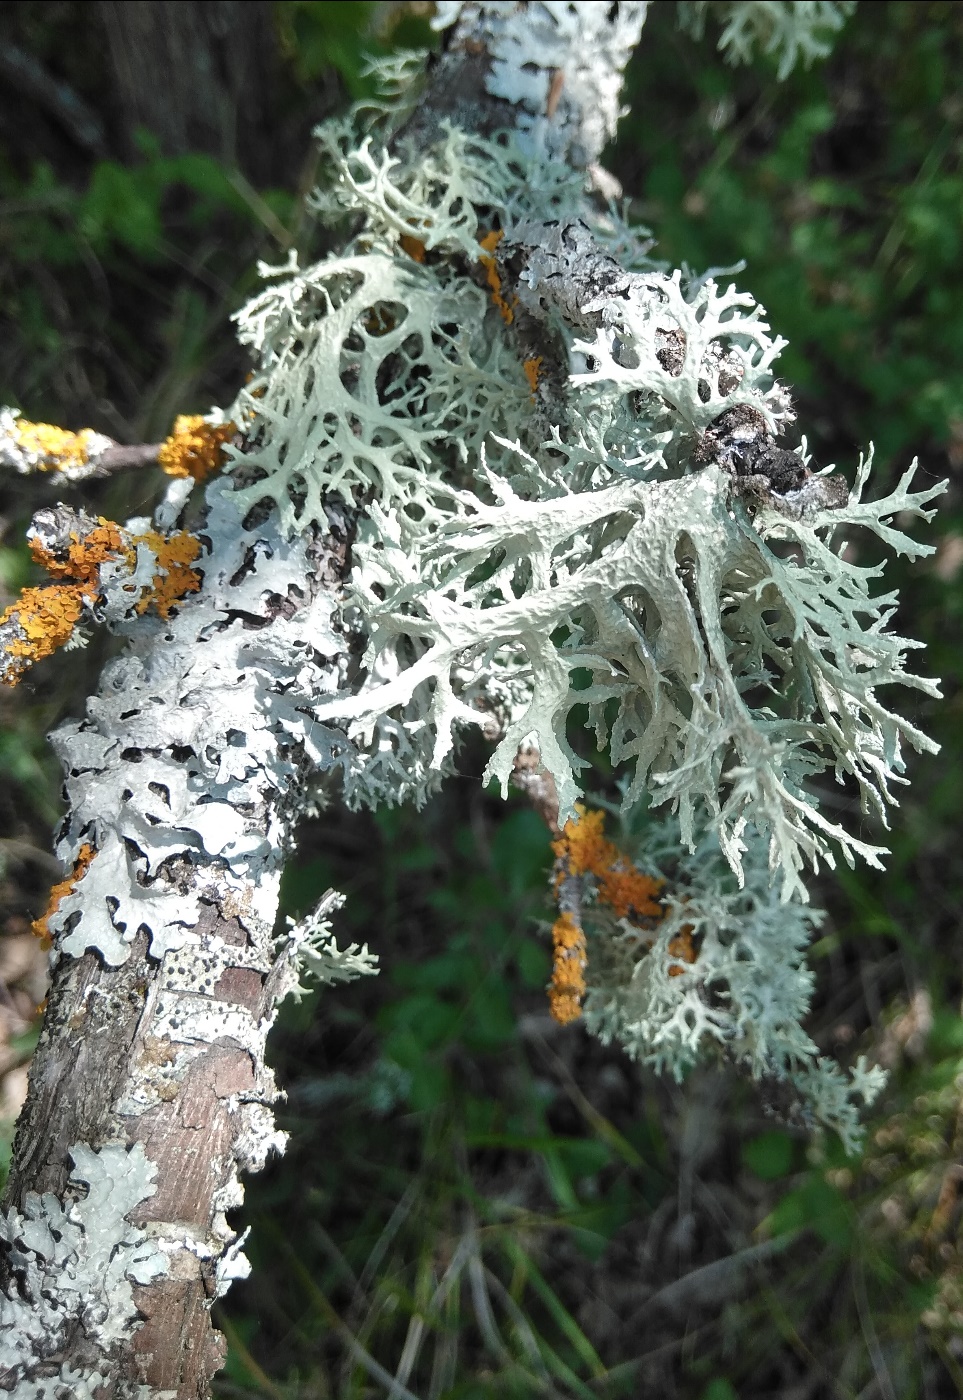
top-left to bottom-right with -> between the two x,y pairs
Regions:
15,476 -> 361,1388
431,1 -> 650,164
0,1142 -> 170,1398
47,479 -> 351,966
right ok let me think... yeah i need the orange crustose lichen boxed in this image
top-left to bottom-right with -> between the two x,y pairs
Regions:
523,356 -> 543,397
30,520 -> 127,583
0,585 -> 86,679
2,517 -> 203,684
546,807 -> 672,1025
548,910 -> 587,1026
667,925 -> 698,977
157,414 -> 234,482
478,229 -> 517,325
553,806 -> 665,922
130,529 -> 202,619
31,842 -> 96,947
2,519 -> 129,683
11,419 -> 102,472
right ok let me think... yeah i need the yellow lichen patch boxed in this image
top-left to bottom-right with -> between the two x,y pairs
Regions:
399,233 -> 427,263
549,910 -> 587,1025
552,806 -> 665,922
31,842 -> 96,947
1,584 -> 87,683
157,415 -> 234,482
11,419 -> 102,472
523,355 -> 543,397
478,228 -> 516,325
667,925 -> 698,977
546,806 -> 669,1023
30,519 -> 129,583
130,529 -> 202,619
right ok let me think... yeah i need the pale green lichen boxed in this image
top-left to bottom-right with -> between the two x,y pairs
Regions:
280,888 -> 379,1002
217,4 -> 933,1127
577,816 -> 885,1151
678,0 -> 857,80
0,1142 -> 168,1392
316,441 -> 941,900
234,95 -> 942,898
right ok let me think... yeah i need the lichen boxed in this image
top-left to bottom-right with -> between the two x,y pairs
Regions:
479,228 -> 517,325
548,910 -> 588,1026
31,842 -> 96,947
0,584 -> 87,681
157,413 -> 235,483
553,806 -> 664,921
15,1 -> 914,1180
0,1141 -> 168,1392
547,806 -> 667,1024
678,0 -> 856,80
1,513 -> 204,685
0,406 -> 113,477
578,816 -> 885,1149
431,2 -> 650,166
29,519 -> 127,579
215,48 -> 944,908
316,451 -> 942,900
128,528 -> 202,618
45,483 -> 352,967
279,888 -> 379,1003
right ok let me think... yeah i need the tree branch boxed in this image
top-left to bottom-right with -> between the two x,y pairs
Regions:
0,5 -> 649,1395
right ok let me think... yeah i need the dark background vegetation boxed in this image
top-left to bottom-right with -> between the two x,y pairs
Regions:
1,2 -> 962,1396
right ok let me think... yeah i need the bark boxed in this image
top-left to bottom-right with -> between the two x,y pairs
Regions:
0,5 -> 648,1395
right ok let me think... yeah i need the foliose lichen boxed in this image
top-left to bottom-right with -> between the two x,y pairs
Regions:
0,1142 -> 169,1396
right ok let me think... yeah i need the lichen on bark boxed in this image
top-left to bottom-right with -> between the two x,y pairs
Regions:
0,2 -> 939,1394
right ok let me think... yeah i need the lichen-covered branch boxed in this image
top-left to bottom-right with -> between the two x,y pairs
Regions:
0,504 -> 203,685
0,407 -> 232,484
0,476 -> 361,1395
0,1 -> 935,1393
0,4 -> 651,1396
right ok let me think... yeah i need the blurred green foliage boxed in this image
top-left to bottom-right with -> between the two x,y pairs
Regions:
1,3 -> 963,1397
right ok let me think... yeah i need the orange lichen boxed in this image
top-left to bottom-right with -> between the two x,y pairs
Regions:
2,514 -> 202,683
552,806 -> 665,922
549,910 -> 587,1025
546,807 -> 669,1023
1,584 -> 87,682
10,419 -> 102,472
479,228 -> 516,325
523,356 -> 543,397
31,842 -> 96,947
157,415 -> 234,482
399,233 -> 427,263
130,529 -> 202,619
667,925 -> 697,977
30,519 -> 129,583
